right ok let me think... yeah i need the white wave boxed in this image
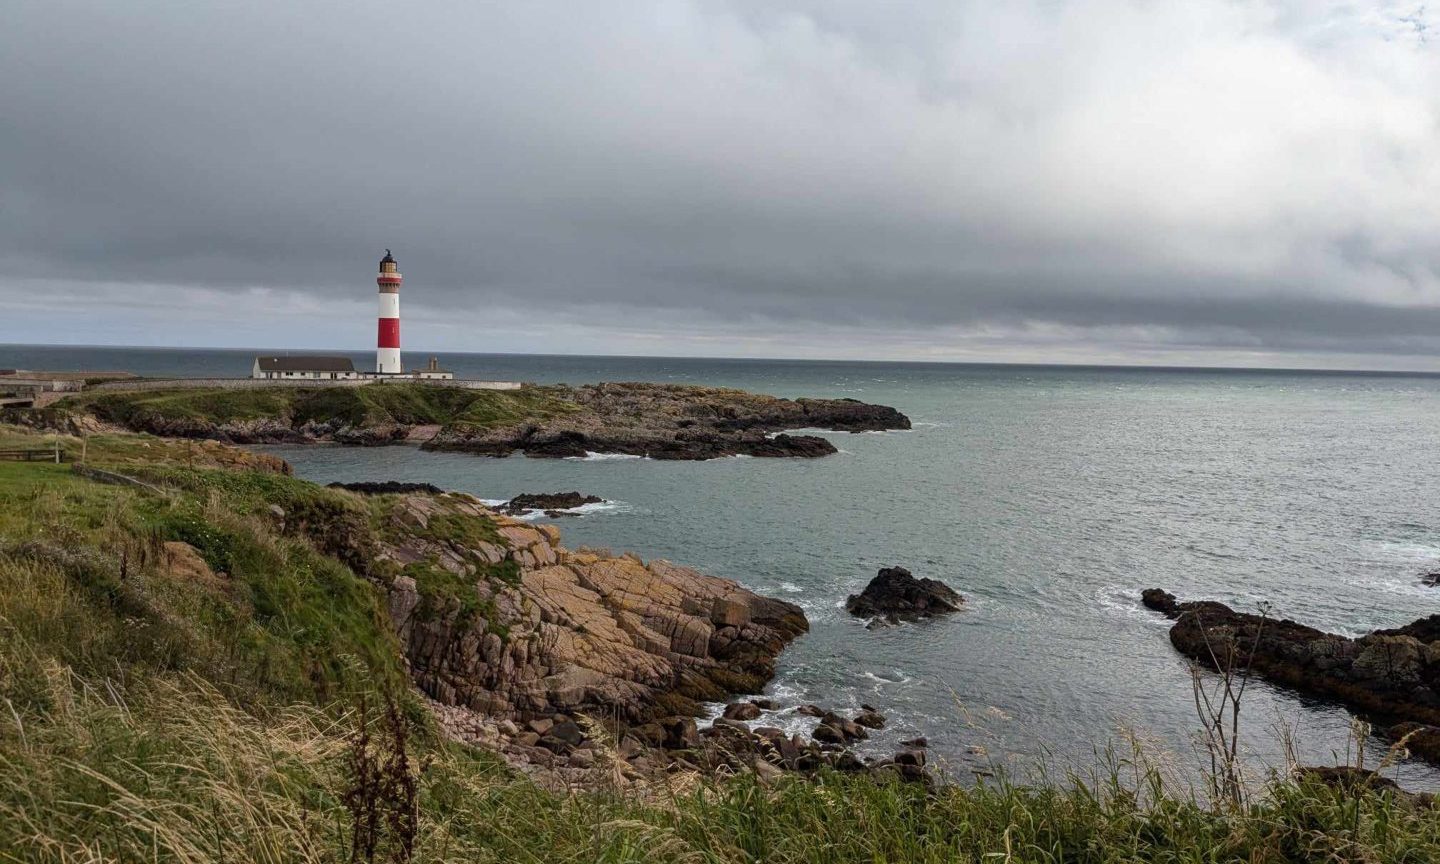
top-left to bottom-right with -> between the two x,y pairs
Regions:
861,671 -> 912,686
779,582 -> 804,593
1367,540 -> 1440,565
562,451 -> 648,461
479,498 -> 509,508
507,499 -> 634,520
565,500 -> 633,516
1094,585 -> 1171,627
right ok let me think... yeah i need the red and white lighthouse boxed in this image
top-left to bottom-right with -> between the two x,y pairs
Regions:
376,249 -> 402,374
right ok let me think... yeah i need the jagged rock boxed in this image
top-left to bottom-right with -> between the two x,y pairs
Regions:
378,493 -> 807,726
548,719 -> 585,747
811,724 -> 845,744
1421,572 -> 1440,587
894,749 -> 926,768
900,736 -> 928,749
722,702 -> 762,721
1144,589 -> 1440,762
854,709 -> 886,729
820,711 -> 869,741
501,492 -> 602,514
711,717 -> 751,734
1140,588 -> 1178,616
846,567 -> 963,622
662,717 -> 700,750
796,704 -> 824,717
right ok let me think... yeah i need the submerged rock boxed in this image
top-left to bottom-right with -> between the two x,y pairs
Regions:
846,567 -> 964,622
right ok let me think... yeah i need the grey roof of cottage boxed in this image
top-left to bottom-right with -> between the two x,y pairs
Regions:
255,356 -> 356,372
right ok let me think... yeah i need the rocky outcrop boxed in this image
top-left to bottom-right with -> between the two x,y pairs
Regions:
423,382 -> 910,460
846,567 -> 963,623
1144,589 -> 1440,763
501,492 -> 602,516
373,493 -> 807,725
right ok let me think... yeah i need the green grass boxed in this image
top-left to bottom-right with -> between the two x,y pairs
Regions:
54,383 -> 580,432
3,433 -> 1440,862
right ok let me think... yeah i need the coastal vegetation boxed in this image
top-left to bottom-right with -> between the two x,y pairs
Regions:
2,426 -> 1438,862
60,382 -> 580,431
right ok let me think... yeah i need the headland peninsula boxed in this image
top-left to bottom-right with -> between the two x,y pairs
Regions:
39,380 -> 911,459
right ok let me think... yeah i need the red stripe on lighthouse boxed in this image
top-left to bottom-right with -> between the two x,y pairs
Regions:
378,318 -> 400,349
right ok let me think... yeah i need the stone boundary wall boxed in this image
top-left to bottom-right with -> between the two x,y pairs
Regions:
87,377 -> 525,393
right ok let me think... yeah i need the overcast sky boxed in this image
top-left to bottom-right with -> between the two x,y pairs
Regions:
3,1 -> 1439,368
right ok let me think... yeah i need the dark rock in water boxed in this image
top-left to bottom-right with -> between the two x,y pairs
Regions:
811,723 -> 845,744
1140,588 -> 1179,616
1421,571 -> 1440,587
796,704 -> 824,717
722,702 -> 762,721
900,736 -> 928,749
846,567 -> 963,621
820,711 -> 868,741
1143,588 -> 1440,764
502,491 -> 602,514
854,709 -> 886,729
893,749 -> 926,768
328,480 -> 444,495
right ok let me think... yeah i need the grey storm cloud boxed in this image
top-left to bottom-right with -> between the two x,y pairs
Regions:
3,0 -> 1439,364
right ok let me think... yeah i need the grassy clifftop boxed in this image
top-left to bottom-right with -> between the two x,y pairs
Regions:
61,383 -> 579,430
1,429 -> 1438,862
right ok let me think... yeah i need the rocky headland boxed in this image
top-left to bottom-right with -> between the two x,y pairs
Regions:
294,484 -> 929,786
422,382 -> 911,459
1143,589 -> 1440,763
51,381 -> 911,460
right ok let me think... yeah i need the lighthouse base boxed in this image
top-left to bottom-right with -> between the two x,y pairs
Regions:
377,348 -> 401,374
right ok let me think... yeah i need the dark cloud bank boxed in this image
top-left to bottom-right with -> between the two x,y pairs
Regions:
3,1 -> 1439,368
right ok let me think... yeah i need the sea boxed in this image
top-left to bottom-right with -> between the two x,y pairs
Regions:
9,344 -> 1440,789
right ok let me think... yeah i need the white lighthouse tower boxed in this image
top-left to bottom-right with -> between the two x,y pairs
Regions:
376,249 -> 402,374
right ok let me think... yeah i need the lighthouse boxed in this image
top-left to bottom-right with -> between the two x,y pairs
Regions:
376,249 -> 402,374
